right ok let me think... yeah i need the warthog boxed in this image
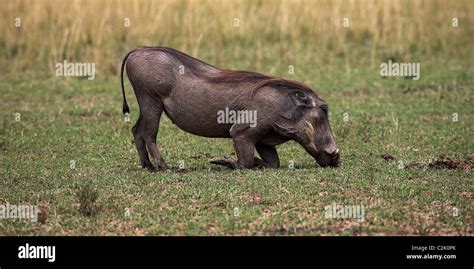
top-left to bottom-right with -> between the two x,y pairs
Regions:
121,47 -> 340,171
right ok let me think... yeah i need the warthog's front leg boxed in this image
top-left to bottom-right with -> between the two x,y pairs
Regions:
209,156 -> 238,169
232,136 -> 256,168
210,156 -> 272,169
210,123 -> 263,169
256,143 -> 280,168
210,138 -> 281,169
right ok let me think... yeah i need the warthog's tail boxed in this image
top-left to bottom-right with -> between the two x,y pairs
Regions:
121,49 -> 138,115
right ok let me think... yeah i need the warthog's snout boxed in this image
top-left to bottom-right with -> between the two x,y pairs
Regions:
316,148 -> 341,167
327,148 -> 341,167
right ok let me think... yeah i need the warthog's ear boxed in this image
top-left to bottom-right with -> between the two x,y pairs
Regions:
279,90 -> 313,120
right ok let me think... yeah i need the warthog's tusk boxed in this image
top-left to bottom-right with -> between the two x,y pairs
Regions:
335,148 -> 339,155
304,121 -> 316,150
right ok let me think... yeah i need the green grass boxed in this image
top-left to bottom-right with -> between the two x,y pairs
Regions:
0,51 -> 473,235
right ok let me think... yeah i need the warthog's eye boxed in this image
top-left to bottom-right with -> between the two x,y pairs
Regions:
321,105 -> 328,114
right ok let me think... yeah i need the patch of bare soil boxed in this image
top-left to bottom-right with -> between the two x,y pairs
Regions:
405,154 -> 474,171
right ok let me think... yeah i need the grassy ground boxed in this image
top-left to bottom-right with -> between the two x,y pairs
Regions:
1,50 -> 472,235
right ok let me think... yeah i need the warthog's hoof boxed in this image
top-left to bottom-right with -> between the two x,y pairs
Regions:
143,162 -> 168,172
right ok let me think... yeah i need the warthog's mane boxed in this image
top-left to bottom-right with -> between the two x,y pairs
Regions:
137,46 -> 316,97
249,78 -> 316,98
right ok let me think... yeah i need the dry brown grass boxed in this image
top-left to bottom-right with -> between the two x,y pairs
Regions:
1,0 -> 472,76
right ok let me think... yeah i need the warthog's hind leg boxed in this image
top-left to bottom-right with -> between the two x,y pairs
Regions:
132,115 -> 155,171
141,109 -> 168,171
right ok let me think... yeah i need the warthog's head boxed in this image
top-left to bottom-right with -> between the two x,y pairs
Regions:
273,86 -> 341,167
300,99 -> 341,167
